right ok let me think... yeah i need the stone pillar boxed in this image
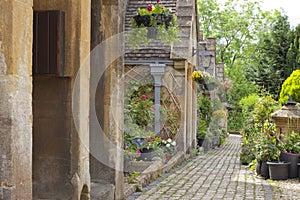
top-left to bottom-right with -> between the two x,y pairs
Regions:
90,0 -> 125,199
150,63 -> 166,134
0,1 -> 33,199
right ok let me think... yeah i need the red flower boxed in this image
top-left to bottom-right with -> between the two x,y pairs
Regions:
157,0 -> 161,3
141,94 -> 147,99
147,4 -> 153,11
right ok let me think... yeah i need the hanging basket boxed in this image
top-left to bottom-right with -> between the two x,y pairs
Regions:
204,82 -> 217,91
133,15 -> 151,27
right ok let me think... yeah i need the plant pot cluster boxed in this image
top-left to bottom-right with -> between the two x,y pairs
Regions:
255,150 -> 300,181
254,123 -> 300,180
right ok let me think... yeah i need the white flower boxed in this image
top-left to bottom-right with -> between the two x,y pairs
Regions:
166,144 -> 170,148
167,138 -> 172,143
171,141 -> 176,146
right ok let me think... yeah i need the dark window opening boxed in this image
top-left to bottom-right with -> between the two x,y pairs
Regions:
33,10 -> 65,76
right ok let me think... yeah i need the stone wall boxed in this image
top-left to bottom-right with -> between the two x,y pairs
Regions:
0,0 -> 33,199
32,0 -> 91,199
90,0 -> 125,199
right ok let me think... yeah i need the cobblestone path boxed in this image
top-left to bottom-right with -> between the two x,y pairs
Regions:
128,134 -> 300,200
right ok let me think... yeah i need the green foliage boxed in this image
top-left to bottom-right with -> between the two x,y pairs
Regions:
227,109 -> 245,131
126,27 -> 152,49
127,2 -> 179,49
280,131 -> 300,154
198,0 -> 269,68
197,94 -> 212,123
197,94 -> 212,139
255,122 -> 281,161
247,13 -> 299,99
279,70 -> 300,104
240,125 -> 257,165
253,96 -> 278,127
239,93 -> 259,120
126,172 -> 141,184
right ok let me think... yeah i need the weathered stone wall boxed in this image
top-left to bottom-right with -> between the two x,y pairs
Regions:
0,0 -> 33,199
32,77 -> 73,199
32,0 -> 91,199
90,0 -> 125,199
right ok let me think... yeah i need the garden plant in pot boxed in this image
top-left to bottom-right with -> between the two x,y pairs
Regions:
127,0 -> 179,49
280,131 -> 300,178
255,122 -> 289,179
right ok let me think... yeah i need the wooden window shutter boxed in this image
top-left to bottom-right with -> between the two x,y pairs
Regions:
33,10 -> 65,76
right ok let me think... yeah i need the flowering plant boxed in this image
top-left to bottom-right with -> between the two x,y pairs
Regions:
142,135 -> 162,150
137,2 -> 172,16
124,145 -> 142,160
127,0 -> 179,49
255,122 -> 281,161
162,138 -> 176,155
191,71 -> 203,82
280,131 -> 300,154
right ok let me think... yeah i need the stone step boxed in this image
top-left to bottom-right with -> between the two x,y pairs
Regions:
90,182 -> 115,200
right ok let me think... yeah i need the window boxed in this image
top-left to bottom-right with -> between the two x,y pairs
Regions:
33,10 -> 65,76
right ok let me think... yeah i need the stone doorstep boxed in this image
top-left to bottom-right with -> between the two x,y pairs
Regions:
90,182 -> 115,200
124,151 -> 186,197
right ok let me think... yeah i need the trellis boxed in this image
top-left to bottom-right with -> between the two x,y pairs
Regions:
124,65 -> 181,139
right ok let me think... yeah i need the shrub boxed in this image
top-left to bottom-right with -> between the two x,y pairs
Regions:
279,69 -> 300,104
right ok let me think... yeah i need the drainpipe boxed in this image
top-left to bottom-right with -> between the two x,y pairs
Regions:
150,63 -> 166,134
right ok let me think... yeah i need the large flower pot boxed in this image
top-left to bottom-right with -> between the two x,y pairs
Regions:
280,152 -> 300,178
260,161 -> 269,179
267,161 -> 291,180
256,160 -> 262,175
138,148 -> 154,161
197,138 -> 205,147
298,163 -> 300,182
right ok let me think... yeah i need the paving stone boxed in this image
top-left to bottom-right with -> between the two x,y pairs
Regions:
127,135 -> 300,199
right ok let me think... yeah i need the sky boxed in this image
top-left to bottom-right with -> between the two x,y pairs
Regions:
217,0 -> 300,27
261,0 -> 300,27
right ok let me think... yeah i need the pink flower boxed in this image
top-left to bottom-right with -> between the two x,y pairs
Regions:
128,152 -> 132,155
147,4 -> 153,11
141,94 -> 147,99
125,146 -> 129,150
136,150 -> 142,155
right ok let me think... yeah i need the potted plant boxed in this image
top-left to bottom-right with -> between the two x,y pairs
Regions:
280,131 -> 300,178
161,138 -> 176,162
255,122 -> 281,179
138,135 -> 162,161
127,0 -> 179,49
196,119 -> 207,147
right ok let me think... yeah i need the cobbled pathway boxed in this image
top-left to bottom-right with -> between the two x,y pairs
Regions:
128,134 -> 300,200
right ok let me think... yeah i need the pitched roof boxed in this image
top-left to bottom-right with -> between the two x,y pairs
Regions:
125,0 -> 177,62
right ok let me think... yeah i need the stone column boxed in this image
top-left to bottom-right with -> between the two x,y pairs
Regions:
0,1 -> 33,199
150,63 -> 166,134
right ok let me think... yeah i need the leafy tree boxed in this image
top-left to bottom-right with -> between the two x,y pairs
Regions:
198,0 -> 270,68
253,96 -> 278,133
247,13 -> 300,99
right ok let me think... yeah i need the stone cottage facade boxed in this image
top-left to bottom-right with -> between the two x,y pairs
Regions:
0,0 -> 125,199
125,0 -> 222,153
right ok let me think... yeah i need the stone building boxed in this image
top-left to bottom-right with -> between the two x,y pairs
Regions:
124,0 -> 224,153
0,0 -> 124,199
